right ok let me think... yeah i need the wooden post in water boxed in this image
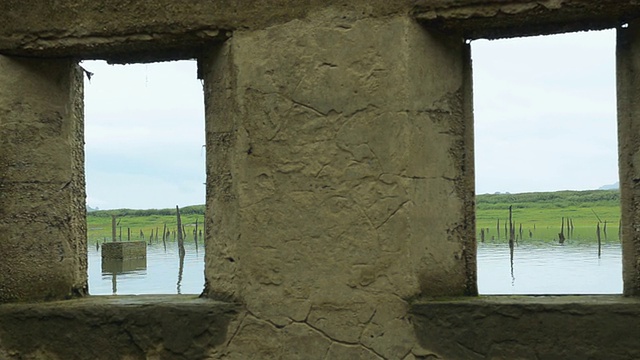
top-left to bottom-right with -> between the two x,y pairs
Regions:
111,215 -> 116,243
480,228 -> 485,242
127,227 -> 130,241
619,219 -> 622,241
508,206 -> 515,284
558,217 -> 566,244
603,220 -> 608,240
497,219 -> 500,240
162,223 -> 167,251
176,206 -> 185,256
597,222 -> 602,258
570,218 -> 575,239
518,223 -> 522,243
194,218 -> 199,250
119,226 -> 122,241
508,206 -> 514,247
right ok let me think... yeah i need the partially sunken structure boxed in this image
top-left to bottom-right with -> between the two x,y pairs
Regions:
1,1 -> 640,359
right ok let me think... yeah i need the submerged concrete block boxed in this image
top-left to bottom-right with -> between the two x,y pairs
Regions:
101,258 -> 147,274
101,241 -> 147,260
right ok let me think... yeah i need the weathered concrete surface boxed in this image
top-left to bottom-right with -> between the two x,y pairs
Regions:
1,0 -> 640,359
0,296 -> 238,360
202,11 -> 474,359
617,21 -> 640,296
415,0 -> 640,40
102,241 -> 147,260
0,0 -> 411,62
2,0 -> 639,60
411,296 -> 640,360
0,56 -> 87,303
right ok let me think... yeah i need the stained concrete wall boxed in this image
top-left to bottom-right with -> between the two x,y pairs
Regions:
202,12 -> 474,358
0,57 -> 87,303
617,20 -> 640,296
0,0 -> 640,359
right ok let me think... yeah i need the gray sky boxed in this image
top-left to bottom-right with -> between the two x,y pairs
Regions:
82,29 -> 618,209
82,60 -> 205,210
472,29 -> 618,194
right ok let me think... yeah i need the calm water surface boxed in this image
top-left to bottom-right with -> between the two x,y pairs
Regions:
88,240 -> 622,295
478,242 -> 622,294
88,241 -> 205,295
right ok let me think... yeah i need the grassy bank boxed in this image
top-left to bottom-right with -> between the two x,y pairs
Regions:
476,190 -> 621,243
86,190 -> 621,245
87,206 -> 205,244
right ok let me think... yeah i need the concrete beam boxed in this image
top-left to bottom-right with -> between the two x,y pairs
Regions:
414,0 -> 640,40
2,1 -> 638,59
0,0 -> 410,62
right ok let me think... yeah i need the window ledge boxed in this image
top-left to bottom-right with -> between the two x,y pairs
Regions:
0,295 -> 239,359
411,295 -> 640,359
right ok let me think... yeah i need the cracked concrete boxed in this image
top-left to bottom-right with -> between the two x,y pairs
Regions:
201,9 -> 475,359
3,0 -> 640,359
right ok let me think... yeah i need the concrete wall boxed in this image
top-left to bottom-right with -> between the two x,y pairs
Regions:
0,57 -> 87,303
201,12 -> 474,358
0,0 -> 639,359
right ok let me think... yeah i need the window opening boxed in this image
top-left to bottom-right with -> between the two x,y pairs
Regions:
82,60 -> 205,295
472,30 -> 621,294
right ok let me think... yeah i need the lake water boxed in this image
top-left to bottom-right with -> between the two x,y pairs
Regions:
88,241 -> 205,295
88,240 -> 623,295
478,241 -> 622,294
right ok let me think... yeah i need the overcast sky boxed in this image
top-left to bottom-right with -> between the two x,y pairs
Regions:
472,29 -> 618,194
82,29 -> 618,209
82,60 -> 205,210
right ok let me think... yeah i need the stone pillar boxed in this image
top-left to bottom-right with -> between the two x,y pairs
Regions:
0,56 -> 86,303
617,22 -> 640,296
202,12 -> 474,358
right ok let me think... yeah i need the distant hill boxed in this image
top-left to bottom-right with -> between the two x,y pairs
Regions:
87,204 -> 205,217
476,189 -> 619,210
599,182 -> 619,190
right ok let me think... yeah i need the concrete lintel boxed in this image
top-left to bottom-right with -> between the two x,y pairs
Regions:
414,0 -> 640,40
411,295 -> 640,359
0,296 -> 239,359
0,0 -> 403,61
0,29 -> 229,64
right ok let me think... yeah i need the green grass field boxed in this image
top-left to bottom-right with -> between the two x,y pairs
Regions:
476,190 -> 621,243
87,205 -> 205,244
86,190 -> 622,245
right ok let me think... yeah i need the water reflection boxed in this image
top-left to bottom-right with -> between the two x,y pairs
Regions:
89,241 -> 204,295
478,242 -> 623,294
101,258 -> 147,295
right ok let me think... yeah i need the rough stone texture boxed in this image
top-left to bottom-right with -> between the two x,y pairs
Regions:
1,0 -> 639,61
0,0 -> 413,62
102,241 -> 147,260
411,296 -> 640,360
0,296 -> 238,360
202,10 -> 475,359
617,20 -> 640,296
0,56 -> 87,303
1,0 -> 640,359
414,0 -> 640,40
